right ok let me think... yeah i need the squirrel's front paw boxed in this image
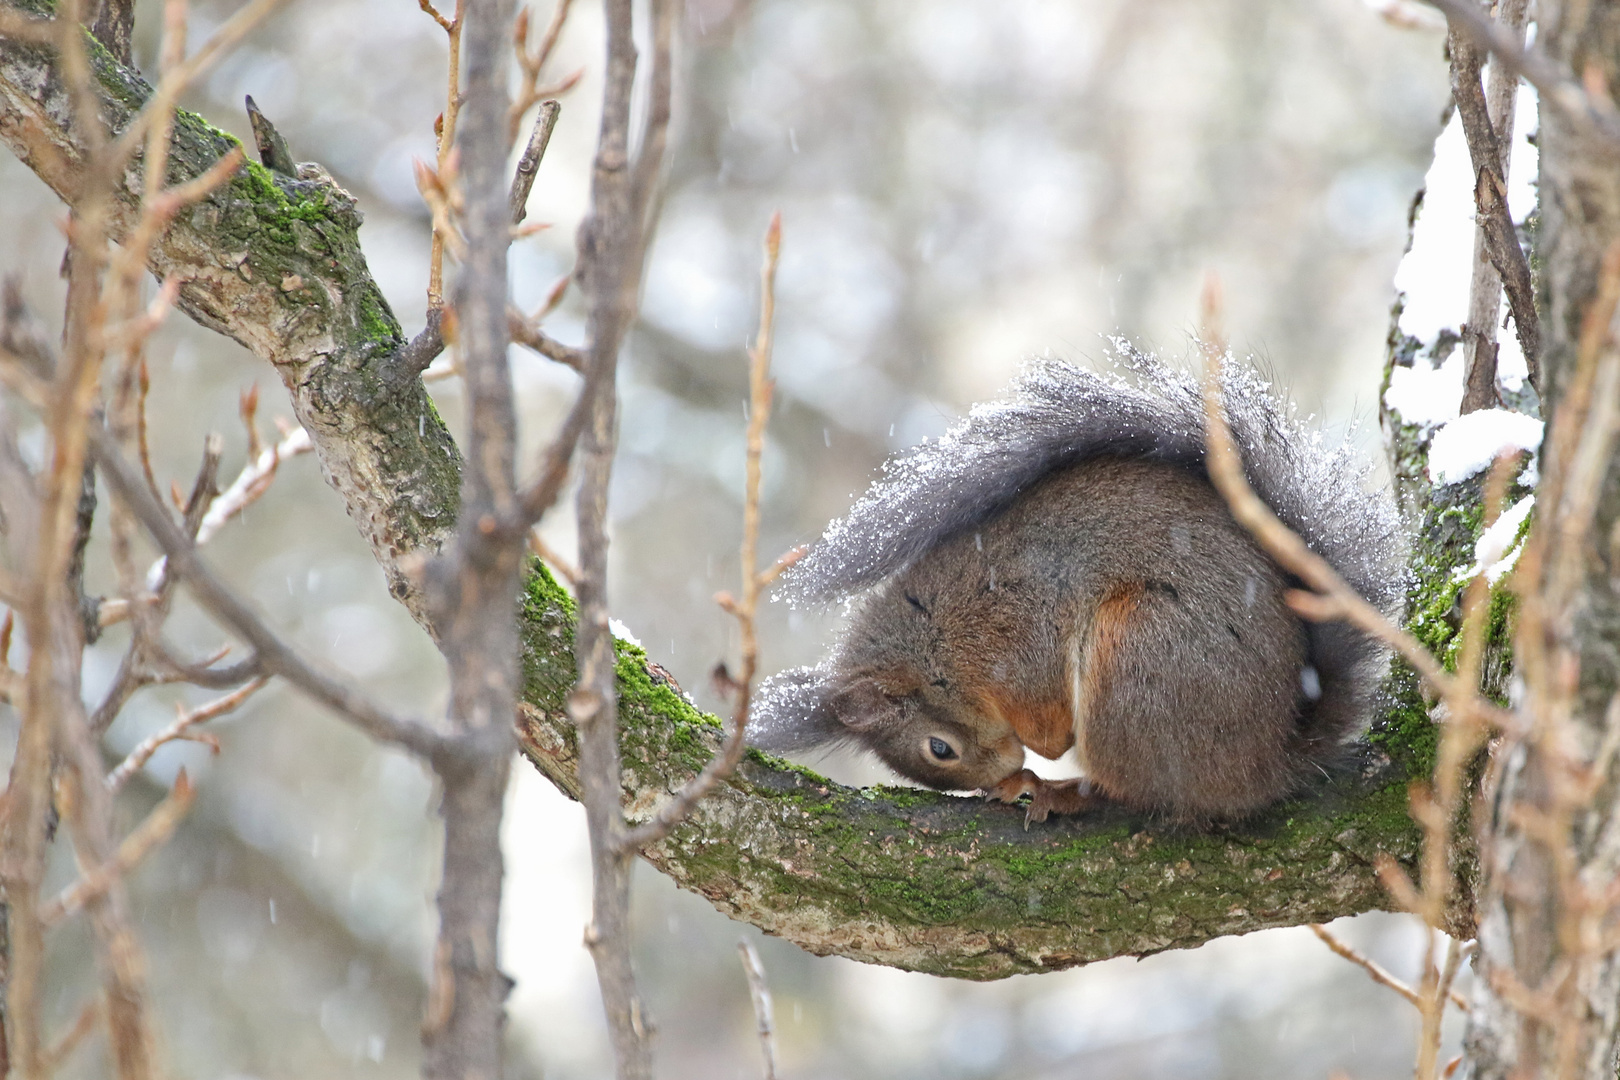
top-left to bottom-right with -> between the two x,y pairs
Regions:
983,769 -> 1043,806
984,772 -> 1098,828
1024,778 -> 1098,826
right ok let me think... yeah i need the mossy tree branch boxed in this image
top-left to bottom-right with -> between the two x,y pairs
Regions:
1,2 -> 1452,981
517,565 -> 1449,980
0,3 -> 462,623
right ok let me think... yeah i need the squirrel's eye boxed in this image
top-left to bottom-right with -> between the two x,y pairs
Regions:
927,736 -> 957,761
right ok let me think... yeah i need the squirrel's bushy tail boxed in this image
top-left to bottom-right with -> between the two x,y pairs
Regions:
771,346 -> 1405,754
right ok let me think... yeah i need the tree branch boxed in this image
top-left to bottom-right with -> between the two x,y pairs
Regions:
513,559 -> 1429,978
1446,5 -> 1538,405
510,98 -> 559,223
0,13 -> 464,625
1423,0 -> 1620,148
414,0 -> 525,1069
90,427 -> 446,758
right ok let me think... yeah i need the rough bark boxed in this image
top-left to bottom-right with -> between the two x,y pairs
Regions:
0,0 -> 1444,982
1462,2 -> 1620,1075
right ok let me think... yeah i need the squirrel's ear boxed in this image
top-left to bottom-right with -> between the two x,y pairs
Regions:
826,677 -> 891,732
748,666 -> 849,752
748,666 -> 916,751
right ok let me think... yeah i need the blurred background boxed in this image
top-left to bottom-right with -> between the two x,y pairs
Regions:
0,0 -> 1463,1075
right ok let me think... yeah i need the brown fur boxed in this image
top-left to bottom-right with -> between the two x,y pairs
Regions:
816,457 -> 1316,822
750,359 -> 1400,824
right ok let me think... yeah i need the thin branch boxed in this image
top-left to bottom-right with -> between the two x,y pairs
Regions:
510,99 -> 560,223
244,93 -> 296,174
90,426 -> 445,758
737,941 -> 779,1080
1311,924 -> 1425,1008
508,305 -> 584,370
40,1000 -> 100,1074
1197,281 -> 1467,702
105,677 -> 268,793
417,0 -> 453,32
629,0 -> 674,230
40,772 -> 197,928
571,0 -> 671,1073
511,330 -> 612,529
392,308 -> 447,386
193,425 -> 311,546
145,646 -> 261,689
756,544 -> 805,588
1421,0 -> 1620,148
423,0 -> 466,313
509,0 -> 578,144
527,528 -> 578,584
1447,4 -> 1539,405
105,0 -> 292,174
619,212 -> 780,854
1475,167 -> 1539,384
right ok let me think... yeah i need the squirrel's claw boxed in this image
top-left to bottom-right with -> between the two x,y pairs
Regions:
983,769 -> 1042,806
985,772 -> 1098,827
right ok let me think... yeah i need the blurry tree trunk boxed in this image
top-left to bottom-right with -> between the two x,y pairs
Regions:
1461,3 -> 1620,1077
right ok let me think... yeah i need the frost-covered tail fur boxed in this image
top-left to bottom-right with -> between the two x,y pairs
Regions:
750,349 -> 1405,821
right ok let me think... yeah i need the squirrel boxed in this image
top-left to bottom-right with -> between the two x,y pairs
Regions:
749,352 -> 1404,824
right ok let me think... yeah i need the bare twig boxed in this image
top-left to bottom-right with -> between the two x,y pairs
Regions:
1311,923 -> 1427,1008
394,308 -> 447,384
92,432 -> 223,732
412,0 -> 535,1071
509,305 -> 584,370
0,5 -> 129,1066
620,212 -> 781,854
737,941 -> 780,1080
106,0 -> 291,173
245,93 -> 295,174
1421,0 -> 1620,149
423,0 -> 467,313
40,1000 -> 100,1074
629,0 -> 674,232
1204,275 -> 1493,1079
1446,1 -> 1538,408
510,99 -> 560,223
1197,280 -> 1469,703
41,771 -> 198,927
757,544 -> 806,588
509,0 -> 577,144
90,426 -> 445,758
1437,935 -> 1471,1012
572,2 -> 676,1075
417,0 -> 453,31
527,529 -> 578,584
194,425 -> 312,545
105,677 -> 268,792
1367,0 -> 1446,30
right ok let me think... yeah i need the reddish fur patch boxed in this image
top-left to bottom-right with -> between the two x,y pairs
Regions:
978,689 -> 1073,760
1077,583 -> 1143,725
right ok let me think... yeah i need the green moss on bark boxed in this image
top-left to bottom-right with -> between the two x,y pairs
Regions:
514,558 -> 1434,979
